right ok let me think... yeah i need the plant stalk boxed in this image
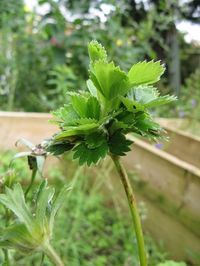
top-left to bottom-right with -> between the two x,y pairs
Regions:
111,155 -> 147,266
43,243 -> 64,266
25,168 -> 37,198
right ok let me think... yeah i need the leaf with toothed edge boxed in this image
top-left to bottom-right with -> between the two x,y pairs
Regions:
73,141 -> 108,166
128,61 -> 165,86
109,131 -> 133,156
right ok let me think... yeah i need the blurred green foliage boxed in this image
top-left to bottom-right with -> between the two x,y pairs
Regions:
0,0 -> 199,116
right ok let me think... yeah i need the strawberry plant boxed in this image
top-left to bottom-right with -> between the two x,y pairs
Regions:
45,40 -> 176,266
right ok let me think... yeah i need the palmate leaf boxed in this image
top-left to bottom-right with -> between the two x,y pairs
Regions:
128,61 -> 165,86
90,61 -> 130,100
108,131 -> 133,156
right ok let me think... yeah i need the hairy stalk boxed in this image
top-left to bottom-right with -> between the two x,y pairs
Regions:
111,155 -> 147,266
43,243 -> 64,266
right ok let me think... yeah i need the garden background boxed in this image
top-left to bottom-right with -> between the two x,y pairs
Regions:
0,1 -> 200,265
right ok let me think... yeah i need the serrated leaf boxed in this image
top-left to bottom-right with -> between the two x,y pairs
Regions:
133,86 -> 159,104
144,95 -> 177,108
85,131 -> 107,148
73,141 -> 108,166
109,131 -> 133,156
71,94 -> 88,117
71,94 -> 101,120
74,117 -> 98,125
55,122 -> 99,140
86,96 -> 101,120
51,104 -> 79,126
128,61 -> 165,86
88,40 -> 107,63
90,61 -> 130,100
120,96 -> 145,113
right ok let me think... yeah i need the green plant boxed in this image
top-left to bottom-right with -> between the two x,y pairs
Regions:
157,261 -> 187,266
0,180 -> 69,266
45,40 -> 176,266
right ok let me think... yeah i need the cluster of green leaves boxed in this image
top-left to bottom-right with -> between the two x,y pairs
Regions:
47,41 -> 175,166
0,180 -> 69,254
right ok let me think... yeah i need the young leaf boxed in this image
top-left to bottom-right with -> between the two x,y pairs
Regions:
90,61 -> 130,100
88,40 -> 107,63
71,94 -> 88,118
86,96 -> 101,120
128,61 -> 165,86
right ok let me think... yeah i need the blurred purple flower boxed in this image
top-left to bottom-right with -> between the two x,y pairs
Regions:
154,143 -> 164,149
191,99 -> 197,108
178,110 -> 185,118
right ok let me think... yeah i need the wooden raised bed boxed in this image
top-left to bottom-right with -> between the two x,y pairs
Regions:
156,118 -> 200,168
0,112 -> 200,264
123,136 -> 200,264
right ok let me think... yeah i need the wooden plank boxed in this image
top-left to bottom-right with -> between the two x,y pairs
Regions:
155,118 -> 200,168
104,163 -> 200,265
123,136 -> 200,237
0,111 -> 57,150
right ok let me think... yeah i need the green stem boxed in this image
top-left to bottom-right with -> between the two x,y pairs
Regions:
25,169 -> 37,198
43,243 -> 64,266
3,249 -> 10,266
111,155 -> 147,266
